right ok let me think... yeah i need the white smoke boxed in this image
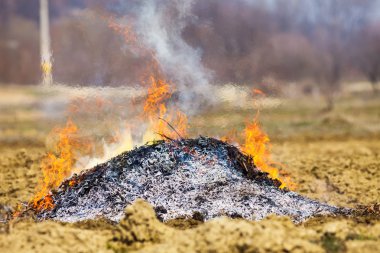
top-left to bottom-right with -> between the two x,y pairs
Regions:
133,0 -> 215,113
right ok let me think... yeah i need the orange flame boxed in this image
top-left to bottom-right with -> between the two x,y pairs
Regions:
31,13 -> 293,211
169,111 -> 188,138
107,15 -> 188,141
144,75 -> 172,117
31,119 -> 81,211
252,88 -> 266,96
143,74 -> 188,140
12,203 -> 23,219
241,114 -> 294,189
107,17 -> 137,45
221,129 -> 238,144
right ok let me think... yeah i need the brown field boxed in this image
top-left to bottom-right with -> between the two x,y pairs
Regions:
0,85 -> 379,253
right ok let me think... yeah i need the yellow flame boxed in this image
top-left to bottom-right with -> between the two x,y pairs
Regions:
31,119 -> 78,211
241,115 -> 295,190
41,61 -> 52,75
143,75 -> 188,140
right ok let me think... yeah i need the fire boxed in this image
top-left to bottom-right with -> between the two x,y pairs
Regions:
169,111 -> 188,138
108,15 -> 188,140
241,115 -> 294,190
252,88 -> 266,96
29,15 -> 294,214
12,203 -> 23,219
41,61 -> 52,75
31,74 -> 189,212
107,17 -> 137,45
143,75 -> 188,140
143,75 -> 172,117
79,126 -> 134,171
31,119 -> 80,211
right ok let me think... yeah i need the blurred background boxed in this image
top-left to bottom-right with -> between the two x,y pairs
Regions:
1,0 -> 380,98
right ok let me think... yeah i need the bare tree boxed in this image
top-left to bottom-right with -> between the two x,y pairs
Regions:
2,0 -> 380,90
354,23 -> 380,93
304,0 -> 374,110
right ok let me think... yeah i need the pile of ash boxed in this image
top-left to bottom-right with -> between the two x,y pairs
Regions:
37,137 -> 350,222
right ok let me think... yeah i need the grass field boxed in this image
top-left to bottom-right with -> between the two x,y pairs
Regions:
0,84 -> 379,253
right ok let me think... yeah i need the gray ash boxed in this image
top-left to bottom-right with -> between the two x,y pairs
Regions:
37,137 -> 350,222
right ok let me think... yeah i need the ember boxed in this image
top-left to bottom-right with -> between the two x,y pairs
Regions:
37,137 -> 350,223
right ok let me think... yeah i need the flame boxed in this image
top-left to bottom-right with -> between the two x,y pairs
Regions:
31,112 -> 137,212
252,88 -> 266,96
107,15 -> 188,141
78,126 -> 134,171
221,129 -> 238,144
143,74 -> 188,140
169,111 -> 188,138
143,75 -> 172,117
12,203 -> 23,219
41,61 -> 52,75
108,19 -> 137,45
110,127 -> 134,154
31,119 -> 81,211
30,15 -> 294,211
241,114 -> 294,189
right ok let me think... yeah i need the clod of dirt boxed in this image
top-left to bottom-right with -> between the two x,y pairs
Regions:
110,199 -> 325,253
38,137 -> 350,222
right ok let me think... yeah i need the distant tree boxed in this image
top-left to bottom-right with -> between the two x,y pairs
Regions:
2,0 -> 380,89
256,33 -> 317,83
0,16 -> 40,84
301,0 -> 376,110
183,0 -> 275,84
51,10 -> 150,86
312,28 -> 344,111
354,23 -> 380,93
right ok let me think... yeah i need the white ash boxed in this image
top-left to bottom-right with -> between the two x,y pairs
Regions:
38,137 -> 350,223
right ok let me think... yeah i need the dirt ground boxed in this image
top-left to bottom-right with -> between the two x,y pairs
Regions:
0,85 -> 379,253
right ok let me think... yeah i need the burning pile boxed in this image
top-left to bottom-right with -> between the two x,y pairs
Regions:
28,15 -> 349,223
37,137 -> 349,223
29,73 -> 349,223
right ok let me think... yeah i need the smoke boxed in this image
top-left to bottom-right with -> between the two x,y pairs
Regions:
116,0 -> 215,113
39,0 -> 218,175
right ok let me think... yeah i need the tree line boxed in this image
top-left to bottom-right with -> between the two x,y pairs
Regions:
0,0 -> 379,107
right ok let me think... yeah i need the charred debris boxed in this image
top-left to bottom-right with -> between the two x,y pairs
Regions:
36,137 -> 351,223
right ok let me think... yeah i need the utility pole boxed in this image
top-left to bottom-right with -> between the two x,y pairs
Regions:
40,0 -> 52,86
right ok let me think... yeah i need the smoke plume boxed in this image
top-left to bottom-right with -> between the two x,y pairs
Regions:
116,0 -> 215,113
